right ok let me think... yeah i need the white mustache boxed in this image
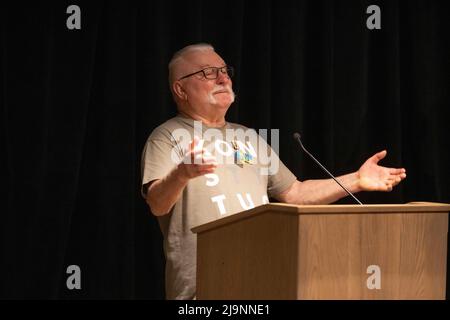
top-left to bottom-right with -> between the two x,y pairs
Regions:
211,85 -> 233,95
208,85 -> 236,105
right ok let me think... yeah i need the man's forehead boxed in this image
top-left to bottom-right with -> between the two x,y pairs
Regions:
183,50 -> 226,68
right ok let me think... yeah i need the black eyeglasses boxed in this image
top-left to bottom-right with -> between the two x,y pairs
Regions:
178,66 -> 234,81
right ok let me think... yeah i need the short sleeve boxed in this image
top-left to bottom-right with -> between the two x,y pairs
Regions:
140,129 -> 182,198
266,147 -> 297,198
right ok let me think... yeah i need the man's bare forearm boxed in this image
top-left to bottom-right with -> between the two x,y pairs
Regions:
146,165 -> 189,216
145,139 -> 218,216
279,172 -> 362,205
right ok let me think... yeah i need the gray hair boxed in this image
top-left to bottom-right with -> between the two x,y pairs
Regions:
168,43 -> 215,89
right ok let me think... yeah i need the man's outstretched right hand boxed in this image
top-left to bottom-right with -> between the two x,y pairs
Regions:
177,136 -> 217,181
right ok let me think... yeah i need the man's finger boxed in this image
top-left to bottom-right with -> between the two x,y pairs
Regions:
384,182 -> 393,191
188,137 -> 199,164
393,176 -> 402,184
190,135 -> 204,151
386,177 -> 396,184
198,165 -> 217,172
202,153 -> 217,165
388,168 -> 406,175
189,135 -> 199,150
184,147 -> 202,164
190,149 -> 216,164
191,138 -> 206,164
194,136 -> 206,151
389,172 -> 406,180
372,150 -> 387,162
196,164 -> 217,174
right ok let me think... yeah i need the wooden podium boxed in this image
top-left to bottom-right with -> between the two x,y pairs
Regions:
192,202 -> 450,300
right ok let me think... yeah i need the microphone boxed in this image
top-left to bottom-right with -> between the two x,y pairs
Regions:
293,132 -> 363,205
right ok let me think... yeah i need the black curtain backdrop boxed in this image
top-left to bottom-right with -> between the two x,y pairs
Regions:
1,0 -> 449,299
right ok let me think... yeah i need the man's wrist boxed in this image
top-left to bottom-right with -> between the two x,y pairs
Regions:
175,163 -> 190,184
351,171 -> 363,193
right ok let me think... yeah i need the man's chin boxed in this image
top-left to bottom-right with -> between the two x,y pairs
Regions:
216,99 -> 234,109
213,91 -> 235,100
210,97 -> 234,108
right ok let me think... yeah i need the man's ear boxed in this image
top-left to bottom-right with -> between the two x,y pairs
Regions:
173,81 -> 187,100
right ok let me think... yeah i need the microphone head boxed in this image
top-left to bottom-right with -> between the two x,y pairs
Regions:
293,132 -> 301,141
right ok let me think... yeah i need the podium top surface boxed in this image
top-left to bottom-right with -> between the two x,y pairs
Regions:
192,202 -> 450,234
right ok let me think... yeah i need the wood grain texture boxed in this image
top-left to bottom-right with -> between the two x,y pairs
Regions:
297,213 -> 448,299
197,210 -> 299,299
192,202 -> 450,233
195,203 -> 449,300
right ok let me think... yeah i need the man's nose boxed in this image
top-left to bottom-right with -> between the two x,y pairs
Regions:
216,71 -> 231,85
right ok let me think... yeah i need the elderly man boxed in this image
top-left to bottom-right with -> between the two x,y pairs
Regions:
141,43 -> 406,300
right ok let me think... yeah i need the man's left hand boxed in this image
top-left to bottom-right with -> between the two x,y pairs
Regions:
357,150 -> 406,192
